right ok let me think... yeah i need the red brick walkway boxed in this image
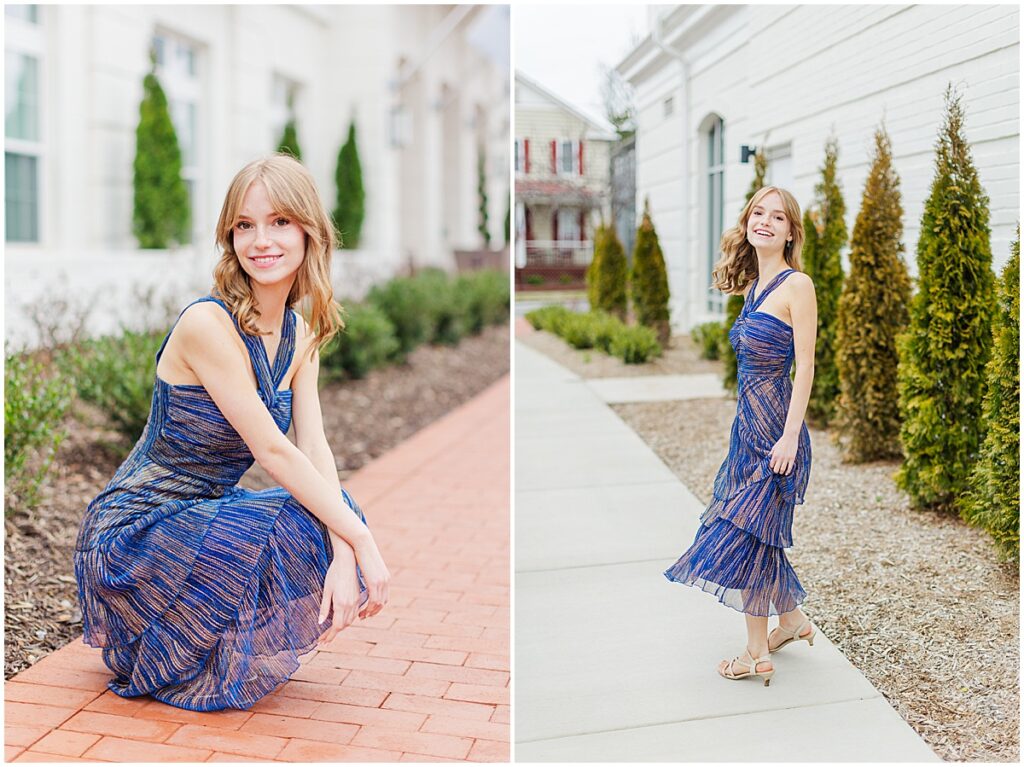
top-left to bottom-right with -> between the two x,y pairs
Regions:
5,376 -> 510,762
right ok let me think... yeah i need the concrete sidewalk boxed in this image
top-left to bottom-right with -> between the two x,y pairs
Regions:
514,340 -> 938,762
5,376 -> 509,763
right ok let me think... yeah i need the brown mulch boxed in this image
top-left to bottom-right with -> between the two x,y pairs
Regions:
4,323 -> 510,679
518,328 -> 721,378
612,368 -> 1019,762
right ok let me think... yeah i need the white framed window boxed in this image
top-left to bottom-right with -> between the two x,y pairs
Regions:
556,207 -> 581,241
555,138 -> 580,176
5,6 -> 44,244
766,143 -> 794,191
153,29 -> 202,244
271,73 -> 301,151
705,115 -> 725,313
514,138 -> 526,173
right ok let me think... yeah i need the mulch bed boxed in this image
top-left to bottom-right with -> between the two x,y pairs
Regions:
4,323 -> 509,679
605,346 -> 1018,762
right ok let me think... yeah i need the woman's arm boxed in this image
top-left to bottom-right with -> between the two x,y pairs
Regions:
770,273 -> 817,474
173,304 -> 389,612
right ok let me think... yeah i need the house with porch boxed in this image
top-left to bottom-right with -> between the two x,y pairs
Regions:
514,71 -> 616,290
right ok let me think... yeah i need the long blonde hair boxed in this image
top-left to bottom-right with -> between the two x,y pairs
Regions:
711,185 -> 805,295
213,154 -> 343,358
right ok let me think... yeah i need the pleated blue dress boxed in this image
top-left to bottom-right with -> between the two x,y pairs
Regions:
74,295 -> 367,711
664,269 -> 811,616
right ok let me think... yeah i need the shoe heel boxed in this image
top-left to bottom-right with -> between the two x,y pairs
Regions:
807,634 -> 815,647
761,671 -> 774,687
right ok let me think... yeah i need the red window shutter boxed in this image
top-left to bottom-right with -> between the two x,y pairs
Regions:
578,141 -> 584,175
579,210 -> 585,241
524,139 -> 530,174
552,209 -> 559,241
550,140 -> 557,174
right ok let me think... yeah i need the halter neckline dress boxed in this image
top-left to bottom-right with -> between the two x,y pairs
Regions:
664,268 -> 811,616
75,295 -> 366,711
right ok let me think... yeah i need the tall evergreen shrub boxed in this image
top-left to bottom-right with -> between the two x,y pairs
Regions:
895,85 -> 995,508
630,200 -> 670,345
133,56 -> 190,248
477,147 -> 491,246
276,118 -> 303,160
803,136 -> 847,424
586,222 -> 628,320
333,120 -> 365,248
960,229 -> 1019,559
833,126 -> 911,461
723,150 -> 767,392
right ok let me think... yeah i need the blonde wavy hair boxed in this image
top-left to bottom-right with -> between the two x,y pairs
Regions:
711,185 -> 805,295
213,154 -> 343,359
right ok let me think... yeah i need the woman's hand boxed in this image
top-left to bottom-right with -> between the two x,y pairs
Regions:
353,536 -> 391,619
768,432 -> 799,475
317,551 -> 362,646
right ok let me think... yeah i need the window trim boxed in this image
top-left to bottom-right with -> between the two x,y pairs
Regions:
5,11 -> 46,245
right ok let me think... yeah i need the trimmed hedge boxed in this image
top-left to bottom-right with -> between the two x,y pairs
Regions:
960,230 -> 1019,560
895,85 -> 996,509
526,306 -> 661,364
320,303 -> 399,380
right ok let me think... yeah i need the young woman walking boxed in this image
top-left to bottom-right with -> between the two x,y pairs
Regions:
75,154 -> 391,710
664,186 -> 817,686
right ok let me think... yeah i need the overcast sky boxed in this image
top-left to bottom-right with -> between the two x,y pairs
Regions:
514,4 -> 649,127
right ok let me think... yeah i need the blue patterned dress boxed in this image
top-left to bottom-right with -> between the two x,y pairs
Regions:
664,269 -> 811,616
75,295 -> 366,711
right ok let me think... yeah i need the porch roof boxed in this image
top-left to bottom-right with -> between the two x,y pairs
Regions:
515,179 -> 607,207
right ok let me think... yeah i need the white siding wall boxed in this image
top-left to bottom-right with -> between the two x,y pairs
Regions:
5,5 -> 509,348
626,4 -> 1019,332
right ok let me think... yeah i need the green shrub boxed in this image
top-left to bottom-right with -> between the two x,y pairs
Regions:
630,200 -> 670,344
276,118 -> 303,161
415,268 -> 469,346
960,229 -> 1019,559
610,324 -> 661,364
692,321 -> 725,360
4,351 -> 73,511
803,135 -> 847,425
586,223 -> 628,319
321,303 -> 399,380
458,270 -> 510,333
525,274 -> 545,285
525,305 -> 570,332
895,85 -> 996,509
834,126 -> 911,462
590,312 -> 621,354
561,313 -> 597,349
133,58 -> 189,248
333,120 -> 365,248
72,330 -> 163,444
367,277 -> 432,359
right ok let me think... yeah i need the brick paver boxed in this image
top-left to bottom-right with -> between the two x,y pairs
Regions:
5,376 -> 510,763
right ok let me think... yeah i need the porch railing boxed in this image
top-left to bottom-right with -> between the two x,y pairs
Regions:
524,240 -> 593,266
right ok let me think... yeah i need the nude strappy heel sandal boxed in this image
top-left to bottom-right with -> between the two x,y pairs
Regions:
768,619 -> 815,653
719,649 -> 775,687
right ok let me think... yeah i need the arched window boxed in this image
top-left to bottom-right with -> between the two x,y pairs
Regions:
704,115 -> 725,313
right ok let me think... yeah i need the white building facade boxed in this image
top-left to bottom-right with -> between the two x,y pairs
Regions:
5,4 -> 509,347
513,72 -> 615,289
617,4 -> 1019,332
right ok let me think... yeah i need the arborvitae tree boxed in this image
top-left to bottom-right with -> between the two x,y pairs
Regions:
723,149 -> 767,392
960,228 -> 1019,559
586,222 -> 628,320
630,200 -> 671,344
833,126 -> 911,461
477,147 -> 491,247
133,54 -> 190,248
895,84 -> 996,508
504,195 -> 511,246
276,118 -> 303,161
333,120 -> 365,249
803,135 -> 847,425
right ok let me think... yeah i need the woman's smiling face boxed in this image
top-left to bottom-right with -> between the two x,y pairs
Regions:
746,191 -> 791,250
232,179 -> 306,288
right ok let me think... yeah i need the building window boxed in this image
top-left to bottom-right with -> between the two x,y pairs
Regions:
271,74 -> 300,150
555,207 -> 581,241
554,138 -> 580,176
515,138 -> 528,173
705,115 -> 725,313
766,143 -> 794,191
5,9 -> 44,244
153,30 -> 201,244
